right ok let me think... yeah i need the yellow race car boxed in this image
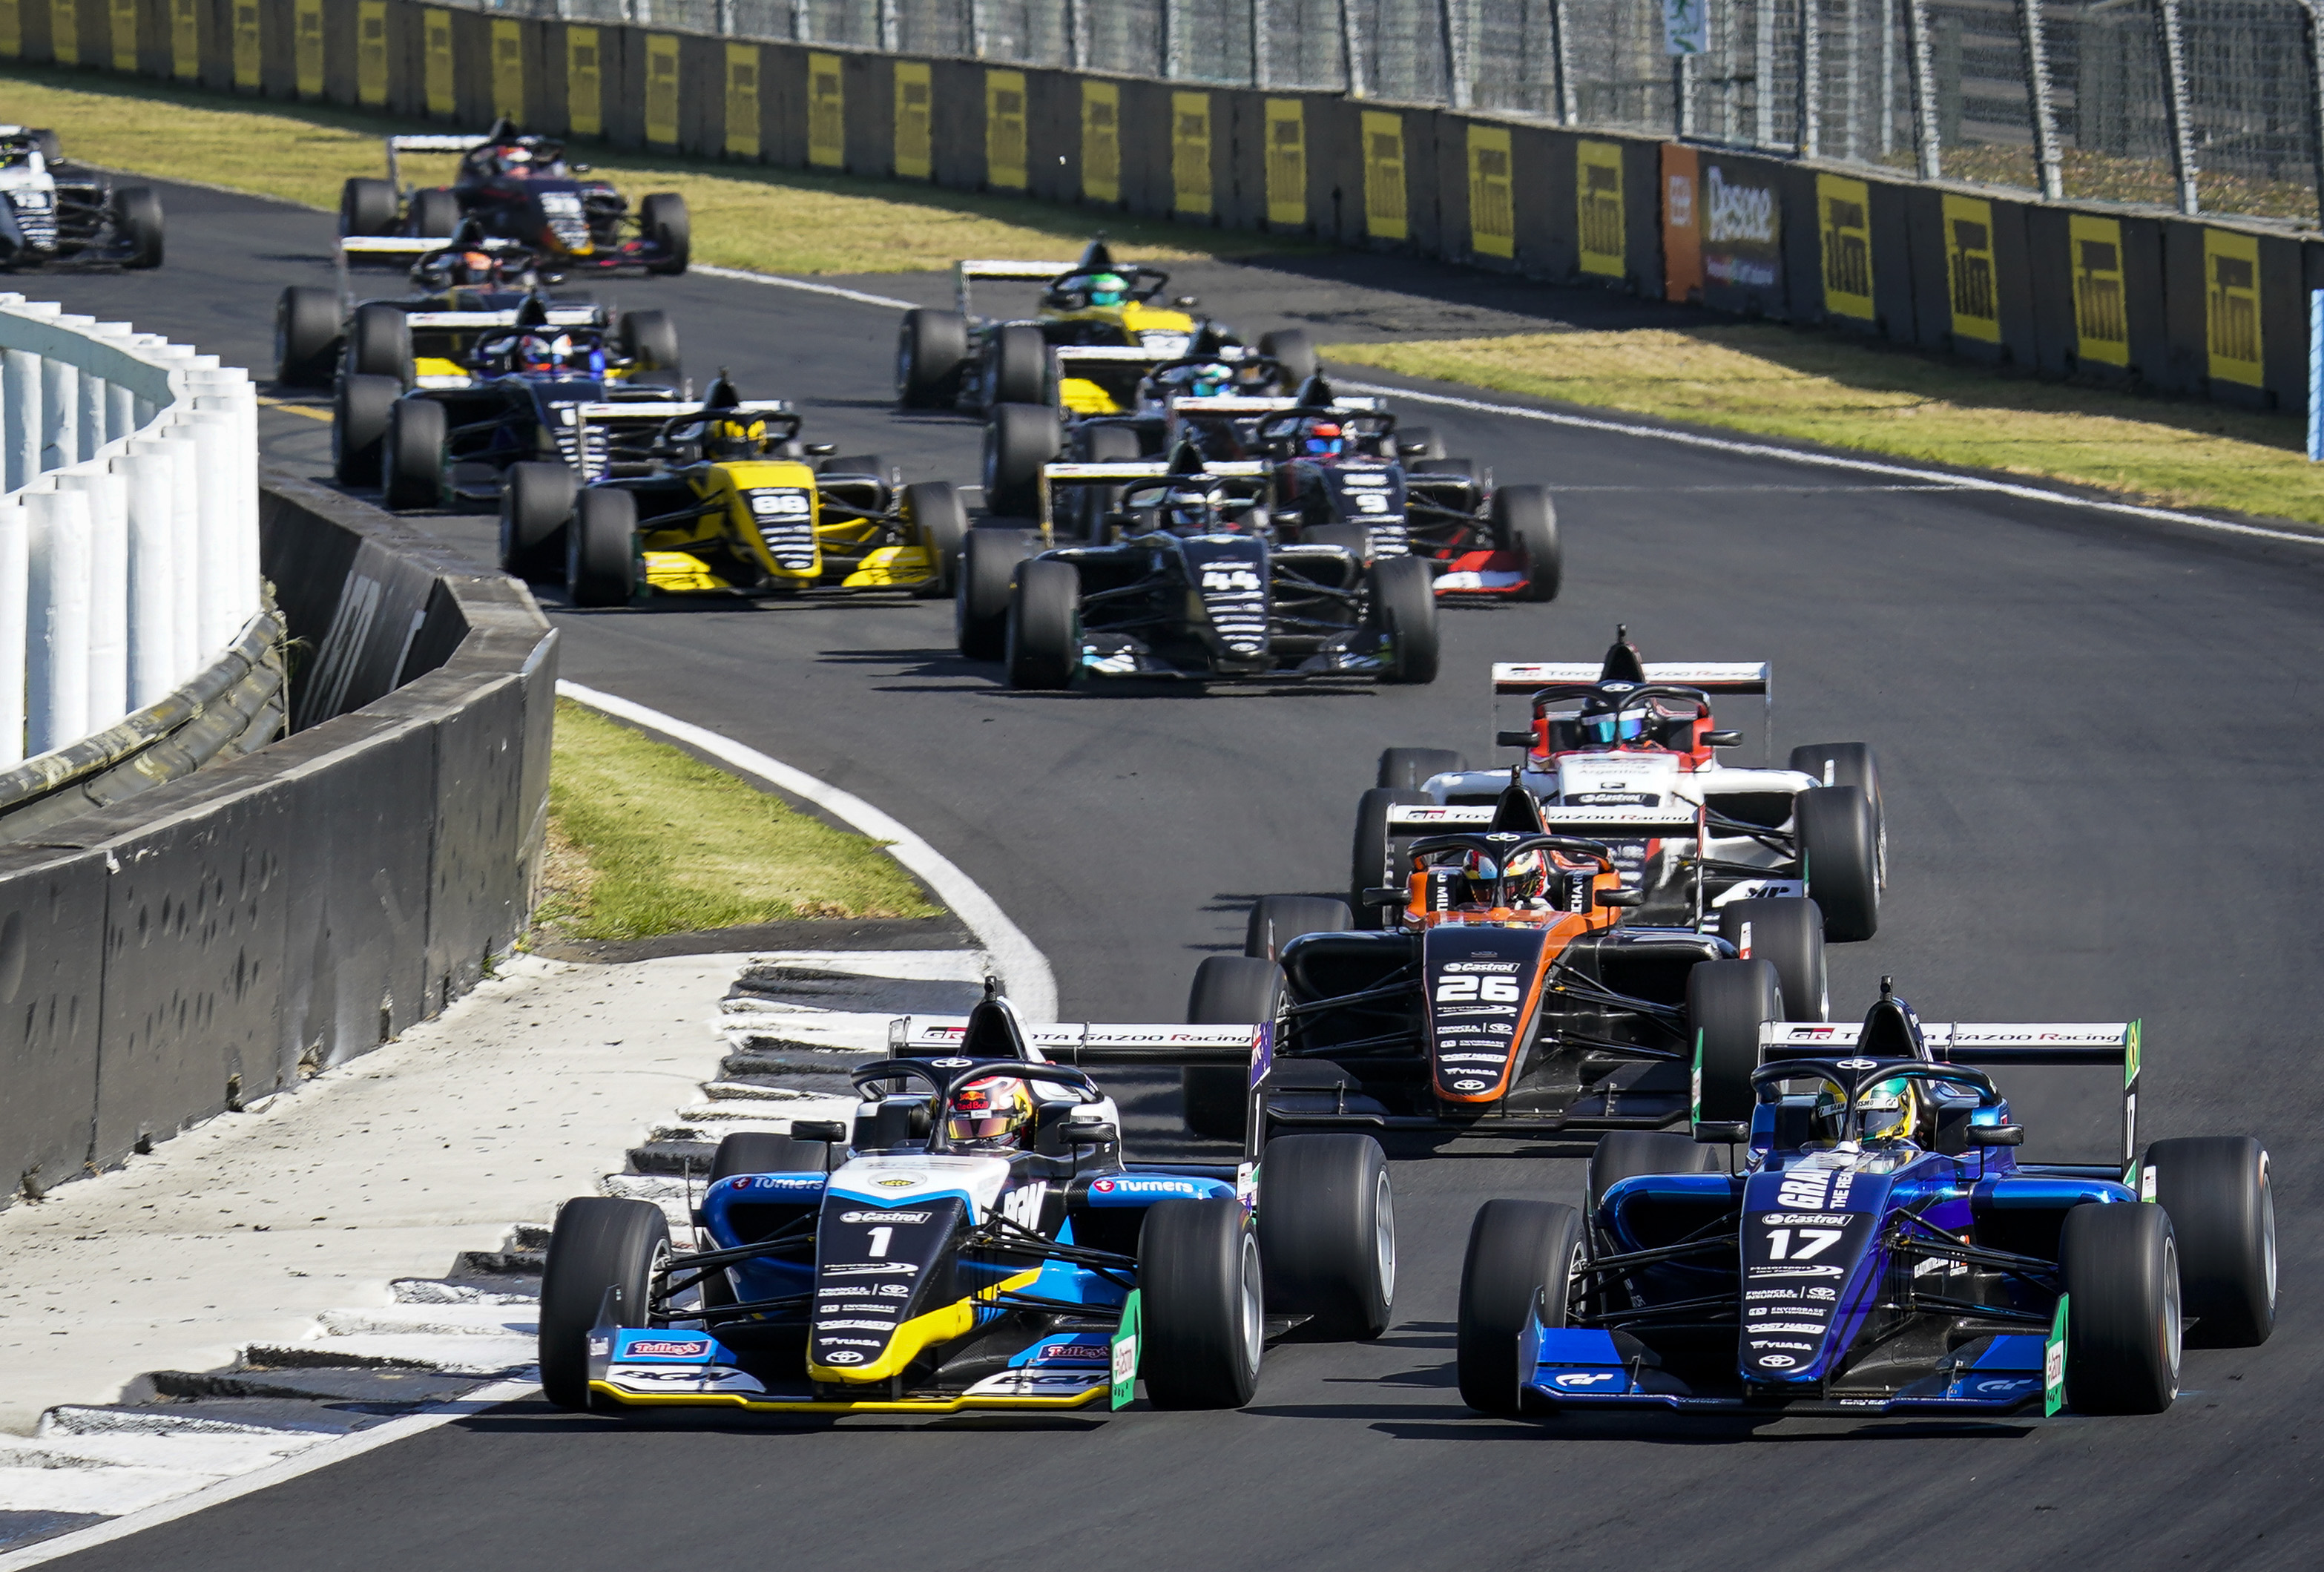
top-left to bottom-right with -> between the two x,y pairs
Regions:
496,378 -> 967,608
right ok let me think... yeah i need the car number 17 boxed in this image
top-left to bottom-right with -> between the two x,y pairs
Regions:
1764,1227 -> 1843,1260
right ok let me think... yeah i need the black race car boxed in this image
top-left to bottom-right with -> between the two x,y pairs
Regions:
0,125 -> 162,271
338,119 -> 688,277
955,443 -> 1440,689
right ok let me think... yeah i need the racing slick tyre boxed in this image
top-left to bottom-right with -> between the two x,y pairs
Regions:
1398,426 -> 1448,462
406,187 -> 461,240
338,176 -> 398,237
1458,1199 -> 1583,1416
708,1131 -> 832,1183
1788,742 -> 1884,888
1182,956 -> 1286,1142
1351,787 -> 1428,924
1245,895 -> 1353,963
1714,897 -> 1828,1022
989,324 -> 1049,408
1685,958 -> 1781,1124
1257,329 -> 1317,385
616,309 -> 681,379
2144,1136 -> 2276,1346
499,461 -> 576,580
112,188 -> 162,269
1073,424 -> 1142,541
1140,1200 -> 1265,1410
274,286 -> 341,389
895,308 -> 969,407
1795,786 -> 1879,942
2060,1200 -> 2182,1415
1490,484 -> 1561,602
568,486 -> 639,608
1587,1132 -> 1723,1215
981,401 -> 1061,518
381,397 -> 446,510
1257,1134 -> 1396,1338
347,303 -> 414,387
1369,554 -> 1440,685
539,1197 -> 671,1412
639,193 -> 690,274
1377,747 -> 1466,792
332,374 -> 400,488
903,481 -> 968,598
957,526 -> 1038,660
1005,557 -> 1080,690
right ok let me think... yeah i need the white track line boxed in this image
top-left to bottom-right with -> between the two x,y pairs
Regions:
691,264 -> 918,310
0,1378 -> 539,1571
557,680 -> 1058,1021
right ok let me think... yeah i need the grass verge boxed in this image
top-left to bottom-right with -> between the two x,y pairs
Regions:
1325,328 -> 2324,527
535,698 -> 937,941
0,61 -> 1286,273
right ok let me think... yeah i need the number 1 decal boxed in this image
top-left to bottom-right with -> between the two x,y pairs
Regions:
866,1226 -> 893,1258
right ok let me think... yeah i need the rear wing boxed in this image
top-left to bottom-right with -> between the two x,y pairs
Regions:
1493,660 -> 1773,765
954,258 -> 1076,318
1759,1020 -> 2140,1175
1035,457 -> 1266,536
1164,394 -> 1388,416
384,132 -> 486,188
1383,803 -> 1699,834
403,306 -> 599,329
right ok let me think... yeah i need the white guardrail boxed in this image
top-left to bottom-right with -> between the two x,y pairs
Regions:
0,296 -> 259,768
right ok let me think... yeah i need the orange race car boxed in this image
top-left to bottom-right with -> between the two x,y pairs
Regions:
1175,780 -> 1826,1143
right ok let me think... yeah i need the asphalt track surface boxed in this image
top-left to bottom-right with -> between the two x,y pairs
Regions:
26,181 -> 2324,1571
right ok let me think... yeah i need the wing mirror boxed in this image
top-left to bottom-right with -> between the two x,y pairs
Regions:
1495,729 -> 1535,749
1693,1121 -> 1749,1142
1398,441 -> 1430,457
791,1119 -> 849,1142
1174,295 -> 1200,308
806,442 -> 836,456
1705,730 -> 1742,747
570,162 -> 593,173
1065,1120 -> 1119,1145
1966,1124 -> 2025,1147
1360,886 -> 1405,909
1596,887 -> 1646,908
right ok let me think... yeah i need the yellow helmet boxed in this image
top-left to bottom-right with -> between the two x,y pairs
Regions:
707,417 -> 767,461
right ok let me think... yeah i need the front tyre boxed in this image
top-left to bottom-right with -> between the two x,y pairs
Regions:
902,481 -> 968,598
274,286 -> 340,389
537,1197 -> 669,1411
639,193 -> 689,274
1257,1134 -> 1396,1339
2061,1201 -> 2181,1415
1139,1198 -> 1264,1410
982,401 -> 1061,518
1685,958 -> 1781,1124
499,461 -> 577,580
111,187 -> 163,269
1714,896 -> 1828,1022
339,176 -> 398,237
896,308 -> 969,408
567,487 -> 639,608
1457,1199 -> 1581,1415
1005,556 -> 1079,689
1796,786 -> 1879,941
332,373 -> 401,488
1789,742 -> 1884,889
381,397 -> 446,511
1490,484 -> 1560,602
1369,554 -> 1439,685
956,526 -> 1037,660
1182,955 -> 1284,1142
988,323 -> 1048,408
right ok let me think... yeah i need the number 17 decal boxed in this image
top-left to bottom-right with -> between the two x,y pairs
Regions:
1765,1227 -> 1843,1260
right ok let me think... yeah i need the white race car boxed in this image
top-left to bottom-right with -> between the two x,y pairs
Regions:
1352,627 -> 1884,944
0,125 -> 162,271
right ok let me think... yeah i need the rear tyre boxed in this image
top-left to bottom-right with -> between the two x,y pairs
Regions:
1457,1199 -> 1581,1416
981,401 -> 1060,518
407,187 -> 461,240
1257,328 -> 1317,386
903,481 -> 967,598
617,309 -> 680,378
1183,955 -> 1284,1142
639,192 -> 689,274
895,308 -> 969,408
1685,958 -> 1781,1124
1788,742 -> 1884,889
499,461 -> 576,579
381,397 -> 446,510
2061,1201 -> 2182,1415
1257,1134 -> 1395,1338
1377,747 -> 1465,792
112,187 -> 163,269
1370,554 -> 1439,685
707,1131 -> 832,1183
1714,896 -> 1828,1022
1005,557 -> 1079,690
1245,895 -> 1352,963
538,1197 -> 668,1411
1074,424 -> 1142,541
338,176 -> 398,237
1139,1199 -> 1263,1410
1796,786 -> 1879,942
989,323 -> 1048,407
274,286 -> 340,389
956,526 -> 1038,660
1587,1131 -> 1725,1214
1491,484 -> 1561,602
2144,1136 -> 2275,1346
348,303 -> 413,387
1350,786 -> 1427,922
567,487 -> 639,608
332,373 -> 401,488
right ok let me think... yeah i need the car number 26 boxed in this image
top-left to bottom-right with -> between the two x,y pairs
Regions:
1436,976 -> 1521,1003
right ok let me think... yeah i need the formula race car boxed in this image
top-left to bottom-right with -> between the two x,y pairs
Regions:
1354,628 -> 1882,943
280,231 -> 679,392
955,444 -> 1439,688
332,292 -> 684,509
1185,775 -> 1822,1140
534,377 -> 968,606
1458,983 -> 2277,1418
895,237 -> 1313,416
0,125 -> 162,271
539,986 -> 1397,1415
338,119 -> 688,277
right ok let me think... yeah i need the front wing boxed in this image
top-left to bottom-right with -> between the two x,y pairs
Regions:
1518,1323 -> 2049,1415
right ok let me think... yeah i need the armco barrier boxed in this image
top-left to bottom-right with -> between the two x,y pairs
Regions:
0,464 -> 553,1206
12,1 -> 2320,417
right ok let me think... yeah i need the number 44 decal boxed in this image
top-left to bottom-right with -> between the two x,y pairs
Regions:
1436,976 -> 1521,1003
1764,1226 -> 1843,1260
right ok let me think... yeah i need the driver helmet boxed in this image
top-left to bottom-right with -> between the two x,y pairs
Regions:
1085,272 -> 1129,308
1162,484 -> 1222,533
1161,361 -> 1231,399
496,143 -> 530,173
1858,1077 -> 1921,1145
947,1075 -> 1035,1151
1577,697 -> 1655,749
510,333 -> 574,375
706,416 -> 768,461
1301,419 -> 1345,457
1452,845 -> 1549,909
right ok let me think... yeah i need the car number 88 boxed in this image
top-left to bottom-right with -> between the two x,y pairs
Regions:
751,490 -> 811,517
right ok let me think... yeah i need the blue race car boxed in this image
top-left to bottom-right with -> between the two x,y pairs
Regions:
537,986 -> 1396,1415
1456,981 -> 2276,1418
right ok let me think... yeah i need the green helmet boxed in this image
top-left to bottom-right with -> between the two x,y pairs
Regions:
1087,272 -> 1129,306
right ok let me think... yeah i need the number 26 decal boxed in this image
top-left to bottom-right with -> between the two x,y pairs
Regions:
1436,976 -> 1521,1003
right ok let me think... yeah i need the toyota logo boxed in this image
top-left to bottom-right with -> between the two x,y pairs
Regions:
1836,1057 -> 1878,1071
